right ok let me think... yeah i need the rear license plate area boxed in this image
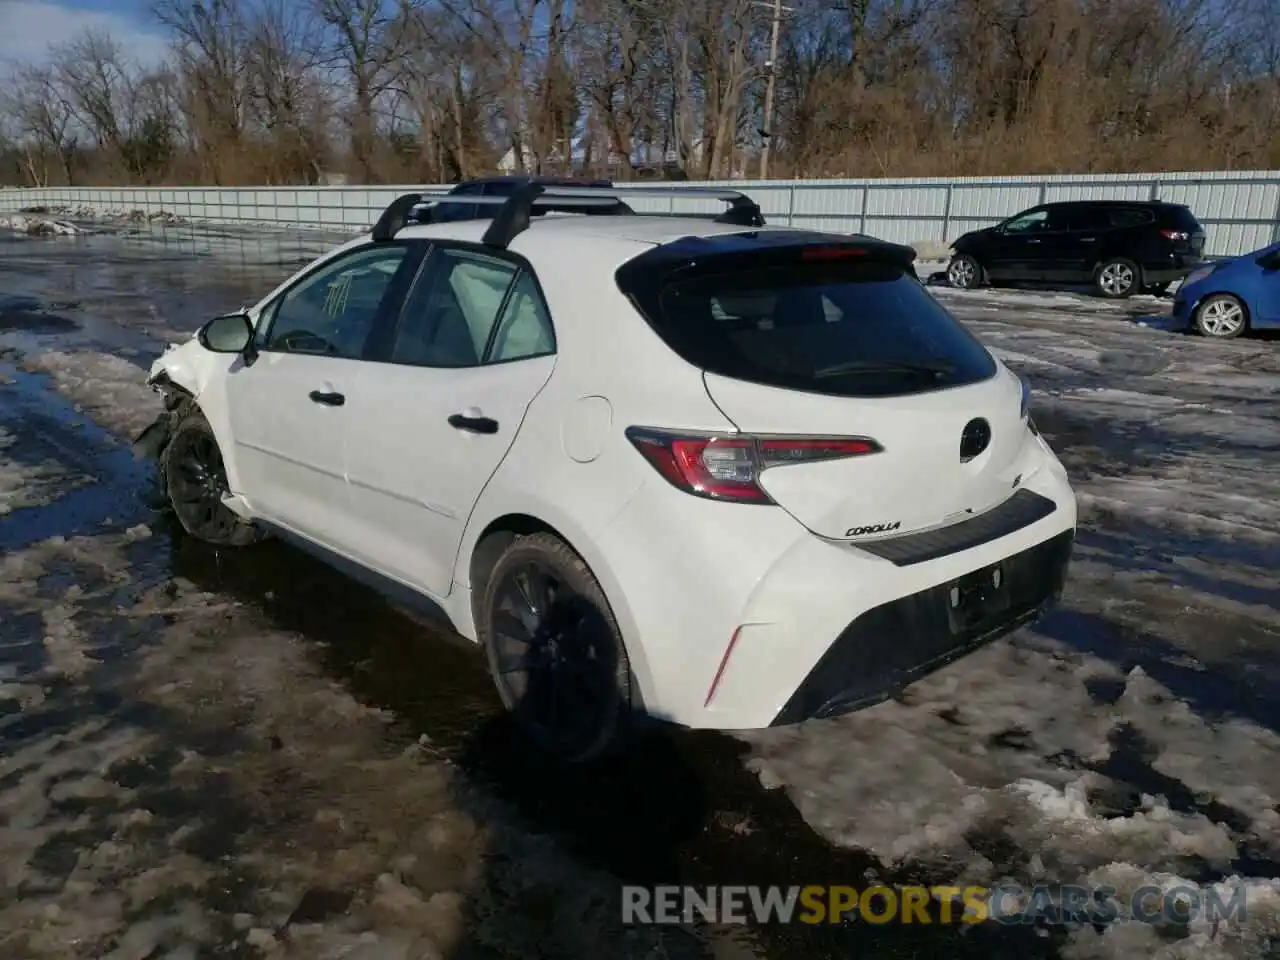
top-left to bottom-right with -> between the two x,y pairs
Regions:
946,562 -> 1012,634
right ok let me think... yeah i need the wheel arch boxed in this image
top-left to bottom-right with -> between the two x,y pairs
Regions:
460,507 -> 653,714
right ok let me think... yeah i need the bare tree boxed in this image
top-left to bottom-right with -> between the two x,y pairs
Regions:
4,0 -> 1280,183
246,0 -> 331,182
154,0 -> 252,182
7,64 -> 79,186
313,0 -> 411,180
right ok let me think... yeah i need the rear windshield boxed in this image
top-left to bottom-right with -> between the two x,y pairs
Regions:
1161,206 -> 1203,233
620,257 -> 997,398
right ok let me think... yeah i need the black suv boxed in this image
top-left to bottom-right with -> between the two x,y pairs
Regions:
412,175 -> 623,223
946,200 -> 1207,298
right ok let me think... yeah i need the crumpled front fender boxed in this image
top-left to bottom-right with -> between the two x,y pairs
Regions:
145,336 -> 217,397
138,335 -> 243,491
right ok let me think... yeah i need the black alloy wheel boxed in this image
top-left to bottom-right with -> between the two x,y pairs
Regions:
483,536 -> 631,763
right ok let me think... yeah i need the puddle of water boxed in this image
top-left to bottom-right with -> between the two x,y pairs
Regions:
0,362 -> 157,552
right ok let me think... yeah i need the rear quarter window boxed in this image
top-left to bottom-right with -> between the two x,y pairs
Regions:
1161,206 -> 1203,232
620,255 -> 997,398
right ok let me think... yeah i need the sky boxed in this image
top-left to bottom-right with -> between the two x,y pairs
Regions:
0,0 -> 170,67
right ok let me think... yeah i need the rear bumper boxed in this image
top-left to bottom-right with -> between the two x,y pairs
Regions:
1143,254 -> 1204,285
772,528 -> 1072,725
597,429 -> 1077,730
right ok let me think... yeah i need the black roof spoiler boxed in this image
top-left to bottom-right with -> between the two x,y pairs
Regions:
370,184 -> 766,249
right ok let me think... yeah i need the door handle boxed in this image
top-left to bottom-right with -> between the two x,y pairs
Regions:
448,413 -> 499,434
1080,236 -> 1097,242
1027,238 -> 1041,243
309,390 -> 345,406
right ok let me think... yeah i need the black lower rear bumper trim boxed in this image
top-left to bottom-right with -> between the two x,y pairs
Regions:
772,528 -> 1073,726
854,488 -> 1057,566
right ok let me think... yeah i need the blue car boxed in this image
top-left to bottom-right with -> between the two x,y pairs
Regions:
1172,240 -> 1280,339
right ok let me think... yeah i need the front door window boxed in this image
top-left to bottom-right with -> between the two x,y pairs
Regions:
261,246 -> 413,359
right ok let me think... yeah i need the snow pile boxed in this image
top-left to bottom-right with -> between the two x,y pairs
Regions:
18,204 -> 186,225
19,349 -> 161,438
0,214 -> 80,236
910,239 -> 953,261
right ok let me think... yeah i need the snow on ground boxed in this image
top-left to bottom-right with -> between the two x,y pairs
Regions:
1,224 -> 1277,958
0,529 -> 712,959
0,214 -> 80,237
735,278 -> 1279,957
19,349 -> 163,438
0,426 -> 94,516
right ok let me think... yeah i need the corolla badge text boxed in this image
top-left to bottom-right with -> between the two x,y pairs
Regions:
845,521 -> 901,537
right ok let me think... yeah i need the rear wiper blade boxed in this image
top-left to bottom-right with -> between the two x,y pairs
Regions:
813,358 -> 956,378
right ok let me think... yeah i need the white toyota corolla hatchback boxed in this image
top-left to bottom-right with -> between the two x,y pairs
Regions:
136,185 -> 1077,762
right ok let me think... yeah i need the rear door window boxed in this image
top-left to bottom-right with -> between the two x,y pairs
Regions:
620,253 -> 997,398
1065,205 -> 1113,231
1109,207 -> 1155,228
390,248 -> 518,367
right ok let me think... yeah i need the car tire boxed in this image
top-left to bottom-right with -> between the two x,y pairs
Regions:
946,254 -> 983,290
479,532 -> 634,764
1193,293 -> 1248,339
161,406 -> 263,547
1094,258 -> 1140,298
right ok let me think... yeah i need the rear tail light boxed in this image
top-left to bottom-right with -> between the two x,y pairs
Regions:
625,427 -> 881,504
1160,229 -> 1190,241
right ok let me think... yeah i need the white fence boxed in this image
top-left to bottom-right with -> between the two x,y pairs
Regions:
3,170 -> 1279,257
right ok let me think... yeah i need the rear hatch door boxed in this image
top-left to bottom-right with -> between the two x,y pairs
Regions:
1164,205 -> 1206,258
617,235 -> 1029,541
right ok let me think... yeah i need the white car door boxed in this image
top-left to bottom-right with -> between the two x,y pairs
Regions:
345,244 -> 556,597
225,241 -> 424,550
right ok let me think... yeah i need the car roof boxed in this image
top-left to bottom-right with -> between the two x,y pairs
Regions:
1043,199 -> 1186,208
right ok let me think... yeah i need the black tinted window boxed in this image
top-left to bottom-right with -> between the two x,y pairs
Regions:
1110,207 -> 1155,228
1064,206 -> 1112,231
391,248 -> 519,367
1161,206 -> 1203,233
623,257 -> 996,398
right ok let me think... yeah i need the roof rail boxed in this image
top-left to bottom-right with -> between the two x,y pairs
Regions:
371,189 -> 623,243
481,184 -> 765,248
372,192 -> 430,242
369,184 -> 766,247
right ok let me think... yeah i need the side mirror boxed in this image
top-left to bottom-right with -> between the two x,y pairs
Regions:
1257,251 -> 1280,271
198,312 -> 255,353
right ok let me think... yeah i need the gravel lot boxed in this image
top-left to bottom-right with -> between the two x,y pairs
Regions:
1,219 -> 1277,959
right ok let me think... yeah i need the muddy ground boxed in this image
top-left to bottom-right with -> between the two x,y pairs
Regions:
1,219 -> 1278,960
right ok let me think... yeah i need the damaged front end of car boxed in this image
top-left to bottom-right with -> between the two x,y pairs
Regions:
131,350 -> 197,505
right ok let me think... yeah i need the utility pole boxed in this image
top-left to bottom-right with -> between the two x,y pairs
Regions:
752,0 -> 793,180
